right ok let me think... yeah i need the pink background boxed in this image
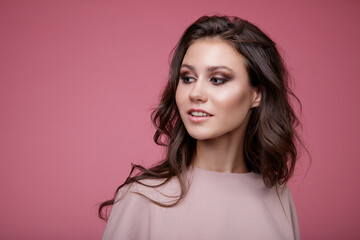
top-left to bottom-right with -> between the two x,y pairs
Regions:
1,0 -> 359,239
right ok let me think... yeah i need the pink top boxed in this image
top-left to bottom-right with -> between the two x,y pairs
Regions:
102,166 -> 300,240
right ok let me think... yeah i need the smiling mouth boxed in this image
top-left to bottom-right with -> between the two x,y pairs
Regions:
187,108 -> 213,117
190,111 -> 210,117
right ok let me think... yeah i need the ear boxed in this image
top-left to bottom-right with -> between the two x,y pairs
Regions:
251,87 -> 261,108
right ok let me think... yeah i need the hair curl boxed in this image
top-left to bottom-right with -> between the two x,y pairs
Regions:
99,15 -> 304,220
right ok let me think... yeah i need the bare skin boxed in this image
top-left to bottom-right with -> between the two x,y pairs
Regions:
193,112 -> 252,173
175,38 -> 261,173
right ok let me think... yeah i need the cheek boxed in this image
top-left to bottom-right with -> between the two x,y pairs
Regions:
175,87 -> 186,120
212,87 -> 253,122
175,87 -> 182,109
175,84 -> 188,110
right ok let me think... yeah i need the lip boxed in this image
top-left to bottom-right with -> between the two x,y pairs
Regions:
186,108 -> 213,116
187,108 -> 213,123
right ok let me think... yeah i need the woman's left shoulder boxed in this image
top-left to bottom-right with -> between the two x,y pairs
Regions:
275,184 -> 294,199
267,184 -> 295,203
249,174 -> 294,198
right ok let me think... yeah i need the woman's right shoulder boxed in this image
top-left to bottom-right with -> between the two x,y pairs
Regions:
115,176 -> 181,205
103,180 -> 163,240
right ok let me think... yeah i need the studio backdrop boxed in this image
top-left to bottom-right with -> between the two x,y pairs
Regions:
0,0 -> 359,239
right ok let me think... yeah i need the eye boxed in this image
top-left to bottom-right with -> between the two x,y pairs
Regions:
180,76 -> 195,84
210,77 -> 226,85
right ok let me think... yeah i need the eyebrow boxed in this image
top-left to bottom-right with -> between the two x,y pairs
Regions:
180,64 -> 234,73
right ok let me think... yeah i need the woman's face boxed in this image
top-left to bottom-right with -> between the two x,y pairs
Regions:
175,38 -> 261,141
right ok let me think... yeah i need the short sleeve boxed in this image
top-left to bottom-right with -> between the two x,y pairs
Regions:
102,185 -> 152,240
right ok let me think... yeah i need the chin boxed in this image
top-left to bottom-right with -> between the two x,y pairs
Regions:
187,131 -> 217,141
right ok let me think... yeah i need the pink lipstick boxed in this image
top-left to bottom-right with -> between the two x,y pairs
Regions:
187,108 -> 213,123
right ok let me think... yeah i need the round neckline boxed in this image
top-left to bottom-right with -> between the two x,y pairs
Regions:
193,165 -> 254,176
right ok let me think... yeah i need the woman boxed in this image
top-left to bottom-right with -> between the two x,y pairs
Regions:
99,15 -> 302,239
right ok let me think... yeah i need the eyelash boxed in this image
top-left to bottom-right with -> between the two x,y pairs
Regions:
180,76 -> 228,85
210,77 -> 227,85
180,76 -> 195,83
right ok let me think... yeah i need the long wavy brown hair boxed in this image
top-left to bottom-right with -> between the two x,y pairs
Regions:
99,15 -> 304,220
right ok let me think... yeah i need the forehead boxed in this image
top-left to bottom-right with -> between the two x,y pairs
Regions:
182,38 -> 246,69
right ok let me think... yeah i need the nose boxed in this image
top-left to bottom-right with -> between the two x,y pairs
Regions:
189,79 -> 208,102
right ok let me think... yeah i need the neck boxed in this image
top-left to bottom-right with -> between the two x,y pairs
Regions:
192,132 -> 248,174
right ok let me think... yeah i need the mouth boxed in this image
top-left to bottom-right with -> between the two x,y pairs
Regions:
187,109 -> 213,117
